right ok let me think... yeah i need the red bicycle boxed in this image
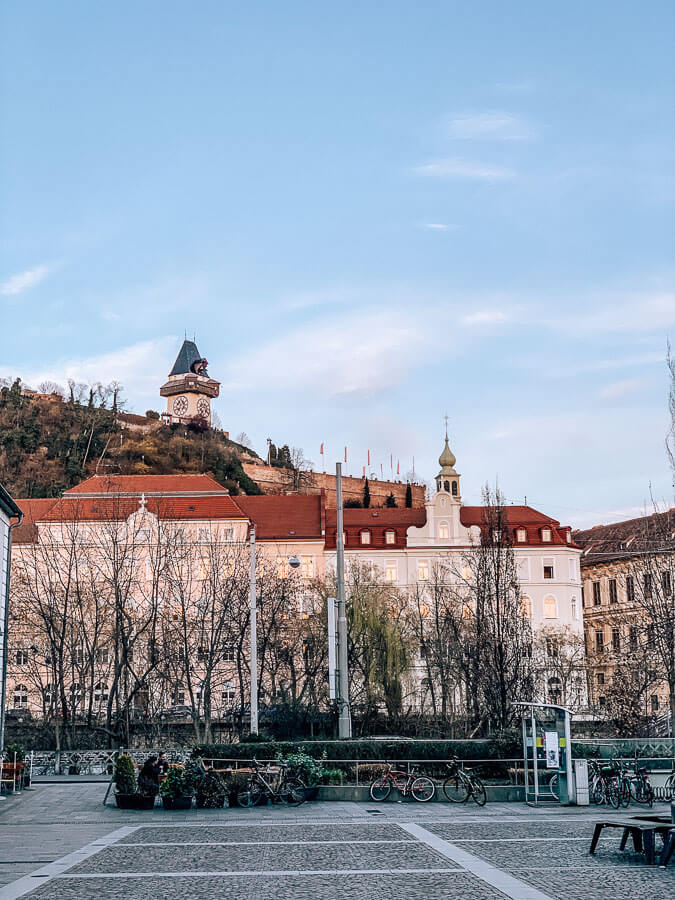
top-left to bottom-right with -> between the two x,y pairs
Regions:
369,763 -> 436,802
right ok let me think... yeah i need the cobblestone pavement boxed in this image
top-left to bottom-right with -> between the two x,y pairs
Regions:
0,784 -> 673,899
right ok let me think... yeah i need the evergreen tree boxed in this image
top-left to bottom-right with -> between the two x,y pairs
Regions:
363,477 -> 370,508
405,482 -> 413,508
385,492 -> 397,508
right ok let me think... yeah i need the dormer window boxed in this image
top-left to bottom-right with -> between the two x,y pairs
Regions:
360,530 -> 371,545
516,528 -> 527,543
385,530 -> 395,545
565,531 -> 572,543
541,528 -> 552,542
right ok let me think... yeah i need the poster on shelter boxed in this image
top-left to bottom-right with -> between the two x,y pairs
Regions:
544,731 -> 559,769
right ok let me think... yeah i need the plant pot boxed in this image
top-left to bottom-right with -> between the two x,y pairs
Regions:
115,792 -> 156,810
162,795 -> 192,810
303,785 -> 319,801
196,794 -> 226,809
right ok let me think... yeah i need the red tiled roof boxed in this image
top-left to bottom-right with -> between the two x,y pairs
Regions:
573,509 -> 675,563
460,505 -> 575,547
64,474 -> 228,496
325,507 -> 427,550
236,495 -> 324,540
39,495 -> 247,522
11,498 -> 58,544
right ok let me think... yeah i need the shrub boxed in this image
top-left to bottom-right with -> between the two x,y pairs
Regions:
114,754 -> 136,794
159,767 -> 191,799
4,743 -> 25,762
284,750 -> 328,785
195,770 -> 228,807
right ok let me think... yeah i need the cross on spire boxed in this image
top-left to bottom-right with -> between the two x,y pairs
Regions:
443,413 -> 449,439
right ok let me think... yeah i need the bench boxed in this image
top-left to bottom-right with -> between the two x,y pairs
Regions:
590,819 -> 675,865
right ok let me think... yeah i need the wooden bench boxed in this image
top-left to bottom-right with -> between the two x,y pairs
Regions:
589,819 -> 675,865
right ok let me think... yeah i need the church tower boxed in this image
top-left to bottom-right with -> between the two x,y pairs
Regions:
160,339 -> 220,426
435,429 -> 461,499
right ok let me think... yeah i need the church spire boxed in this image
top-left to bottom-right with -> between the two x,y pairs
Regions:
436,423 -> 460,497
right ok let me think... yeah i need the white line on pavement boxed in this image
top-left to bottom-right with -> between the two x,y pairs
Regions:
400,822 -> 556,900
118,838 -> 418,846
51,868 -> 464,878
0,826 -> 139,900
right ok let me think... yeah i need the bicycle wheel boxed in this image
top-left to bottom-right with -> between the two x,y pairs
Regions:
443,774 -> 470,803
237,782 -> 263,808
280,777 -> 305,807
470,776 -> 487,806
411,776 -> 435,802
619,778 -> 631,808
547,773 -> 559,799
590,777 -> 604,805
605,780 -> 620,809
369,777 -> 392,802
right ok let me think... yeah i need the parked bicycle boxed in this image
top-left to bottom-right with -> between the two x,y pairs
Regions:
589,758 -> 620,808
237,758 -> 306,807
629,760 -> 654,807
442,756 -> 487,806
369,763 -> 436,802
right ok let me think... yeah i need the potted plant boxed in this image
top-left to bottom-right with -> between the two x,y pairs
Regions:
159,767 -> 193,810
114,754 -> 154,810
4,743 -> 27,788
195,768 -> 228,808
284,751 -> 327,801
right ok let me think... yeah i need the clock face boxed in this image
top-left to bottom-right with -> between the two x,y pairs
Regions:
173,396 -> 189,416
197,397 -> 210,418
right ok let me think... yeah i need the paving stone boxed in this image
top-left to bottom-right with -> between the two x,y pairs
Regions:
426,821 -> 590,841
512,866 -> 675,900
121,823 -> 408,844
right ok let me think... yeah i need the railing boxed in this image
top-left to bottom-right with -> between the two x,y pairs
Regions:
28,748 -> 189,776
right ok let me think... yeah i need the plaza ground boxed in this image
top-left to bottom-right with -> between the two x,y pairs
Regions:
0,783 -> 674,899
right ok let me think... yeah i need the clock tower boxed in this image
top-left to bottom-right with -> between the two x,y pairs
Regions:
160,339 -> 220,426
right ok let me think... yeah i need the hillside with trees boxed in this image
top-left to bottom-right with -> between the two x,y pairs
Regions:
0,377 -> 262,497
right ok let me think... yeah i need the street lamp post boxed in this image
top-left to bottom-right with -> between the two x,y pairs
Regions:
249,526 -> 258,736
335,462 -> 352,738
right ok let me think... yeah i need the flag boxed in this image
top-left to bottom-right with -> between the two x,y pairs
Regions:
320,442 -> 324,455
390,453 -> 393,470
397,460 -> 400,475
344,446 -> 347,462
367,448 -> 370,465
362,466 -> 366,477
380,463 -> 383,477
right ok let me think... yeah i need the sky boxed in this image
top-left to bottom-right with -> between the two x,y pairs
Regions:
1,1 -> 674,528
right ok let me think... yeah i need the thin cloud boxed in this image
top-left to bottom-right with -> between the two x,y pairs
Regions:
448,112 -> 535,141
423,223 -> 450,231
413,159 -> 515,180
0,264 -> 51,296
598,378 -> 644,400
461,310 -> 511,326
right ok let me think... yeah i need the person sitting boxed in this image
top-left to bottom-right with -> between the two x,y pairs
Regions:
137,756 -> 159,797
157,752 -> 169,776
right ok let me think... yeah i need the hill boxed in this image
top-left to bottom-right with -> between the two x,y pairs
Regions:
0,378 -> 262,497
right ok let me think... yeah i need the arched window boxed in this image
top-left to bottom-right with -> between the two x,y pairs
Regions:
360,530 -> 371,545
521,596 -> 532,618
451,480 -> 458,496
548,676 -> 562,703
444,480 -> 450,492
13,684 -> 28,708
69,683 -> 83,710
544,595 -> 558,618
438,521 -> 449,540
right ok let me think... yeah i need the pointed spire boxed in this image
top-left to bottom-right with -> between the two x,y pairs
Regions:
438,435 -> 457,472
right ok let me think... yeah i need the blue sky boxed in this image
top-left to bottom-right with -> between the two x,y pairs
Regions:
1,1 -> 674,526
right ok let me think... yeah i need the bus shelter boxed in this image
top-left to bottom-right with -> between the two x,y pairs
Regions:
515,702 -> 574,806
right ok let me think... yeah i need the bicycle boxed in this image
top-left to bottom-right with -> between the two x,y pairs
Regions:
369,763 -> 436,803
588,760 -> 620,808
611,758 -> 632,808
630,761 -> 654,807
442,756 -> 487,806
237,758 -> 306,808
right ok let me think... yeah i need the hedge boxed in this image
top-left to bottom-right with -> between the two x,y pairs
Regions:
193,737 -> 521,762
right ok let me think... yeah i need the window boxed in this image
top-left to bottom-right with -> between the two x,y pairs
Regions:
222,526 -> 234,542
385,530 -> 396,545
598,695 -> 606,707
646,623 -> 655,646
94,681 -> 109,703
385,561 -> 397,583
630,627 -> 638,650
492,529 -> 502,544
517,557 -> 530,581
523,642 -> 533,658
96,647 -> 109,665
626,575 -> 635,602
571,596 -> 578,619
609,579 -> 617,604
13,684 -> 28,708
277,557 -> 290,578
43,683 -> 55,707
451,480 -> 458,496
543,564 -> 554,580
417,560 -> 429,581
644,573 -> 652,598
300,556 -> 314,578
198,527 -> 210,542
569,558 -> 577,581
172,686 -> 185,705
521,596 -> 532,618
595,630 -> 604,653
651,695 -> 659,712
360,530 -> 371,545
222,645 -> 235,662
438,521 -> 449,539
547,677 -> 562,703
581,585 -> 585,607
546,638 -> 559,657
541,528 -> 552,542
69,683 -> 83,709
197,646 -> 207,662
662,571 -> 672,597
73,646 -> 84,665
612,628 -> 621,652
596,672 -> 605,685
544,595 -> 557,618
592,582 -> 601,605
15,649 -> 29,665
222,682 -> 236,705
516,528 -> 527,543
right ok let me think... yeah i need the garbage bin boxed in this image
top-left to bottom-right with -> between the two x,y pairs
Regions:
574,759 -> 589,806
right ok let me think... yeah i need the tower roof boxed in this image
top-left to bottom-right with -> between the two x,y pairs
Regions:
169,340 -> 203,376
438,435 -> 457,475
